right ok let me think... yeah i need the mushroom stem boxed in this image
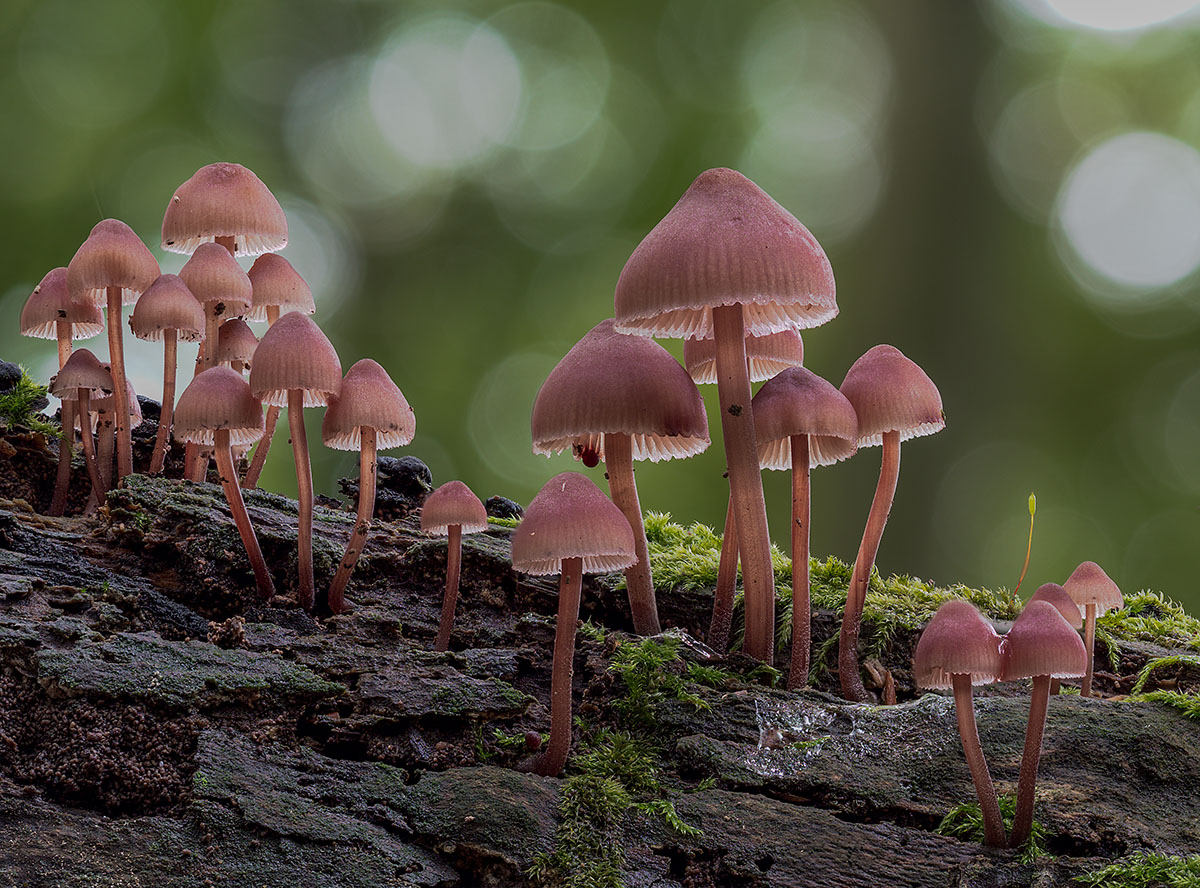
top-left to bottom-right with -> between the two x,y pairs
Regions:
707,495 -> 738,653
289,388 -> 316,611
839,429 -> 901,701
149,331 -> 177,474
603,432 -> 660,636
535,555 -> 583,777
214,428 -> 274,600
711,304 -> 774,662
96,409 -> 115,498
1081,604 -> 1097,698
787,434 -> 811,690
242,306 -> 282,490
50,320 -> 75,517
106,286 -> 133,483
328,426 -> 376,615
77,391 -> 105,504
1011,674 -> 1051,848
952,673 -> 1007,848
55,319 -> 72,368
434,524 -> 463,652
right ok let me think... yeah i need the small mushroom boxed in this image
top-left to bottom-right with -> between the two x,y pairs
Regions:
216,319 -> 259,375
1028,583 -> 1083,695
1062,561 -> 1123,698
421,481 -> 488,650
48,349 -> 112,506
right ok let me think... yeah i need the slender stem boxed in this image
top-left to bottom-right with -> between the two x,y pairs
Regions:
1082,603 -> 1097,698
242,306 -> 282,489
328,427 -> 376,615
76,392 -> 105,504
187,447 -> 209,482
1011,674 -> 1051,848
289,389 -> 315,611
1049,678 -> 1061,696
535,556 -> 583,777
214,429 -> 275,600
708,494 -> 738,653
56,320 -> 72,368
952,674 -> 1006,847
788,434 -> 811,690
50,322 -> 74,516
839,431 -> 901,701
106,287 -> 133,482
95,410 -> 115,504
150,332 -> 177,474
603,432 -> 660,636
435,525 -> 463,652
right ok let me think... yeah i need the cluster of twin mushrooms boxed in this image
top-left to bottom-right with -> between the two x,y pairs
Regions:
19,164 -> 1125,815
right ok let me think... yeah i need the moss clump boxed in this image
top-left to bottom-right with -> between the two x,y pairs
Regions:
1132,690 -> 1200,721
487,515 -> 521,528
0,368 -> 58,438
936,796 -> 1047,864
1096,591 -> 1200,667
1074,851 -> 1200,887
1130,655 -> 1200,694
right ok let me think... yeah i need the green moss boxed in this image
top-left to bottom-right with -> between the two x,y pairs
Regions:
577,619 -> 607,644
0,368 -> 58,438
1074,851 -> 1200,887
609,634 -> 708,729
487,515 -> 521,528
1130,655 -> 1200,694
1132,689 -> 1200,721
935,796 -> 1047,864
1096,592 -> 1200,668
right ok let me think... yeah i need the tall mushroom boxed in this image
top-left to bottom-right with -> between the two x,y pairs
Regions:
248,312 -> 341,611
322,359 -> 415,614
531,318 -> 709,636
48,349 -> 112,506
751,367 -> 857,688
614,168 -> 837,662
421,481 -> 488,651
1062,561 -> 1123,698
512,472 -> 636,776
838,345 -> 945,701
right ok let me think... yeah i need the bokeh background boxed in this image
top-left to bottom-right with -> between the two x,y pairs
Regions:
2,0 -> 1199,609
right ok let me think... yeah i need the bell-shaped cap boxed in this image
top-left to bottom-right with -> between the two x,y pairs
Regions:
216,319 -> 259,368
1063,561 -> 1124,616
683,329 -> 804,385
1029,583 -> 1083,631
178,243 -> 252,318
322,359 -> 415,451
92,375 -> 142,429
246,253 -> 314,322
248,311 -> 342,407
173,367 -> 265,447
49,349 -> 112,399
913,600 -> 1004,689
1001,600 -> 1087,681
421,480 -> 488,536
531,319 -> 709,464
614,168 -> 837,340
752,367 -> 858,469
511,472 -> 637,576
66,219 -> 160,308
840,345 -> 945,448
21,268 -> 105,340
128,274 -> 206,343
161,162 -> 288,256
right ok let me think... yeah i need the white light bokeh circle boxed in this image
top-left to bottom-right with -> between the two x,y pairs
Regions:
1008,0 -> 1200,32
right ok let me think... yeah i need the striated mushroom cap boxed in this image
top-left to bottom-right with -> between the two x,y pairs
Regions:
683,329 -> 804,385
248,312 -> 342,407
161,162 -> 288,256
752,367 -> 858,469
128,274 -> 206,343
49,349 -> 112,399
21,268 -> 105,340
1001,600 -> 1087,681
178,243 -> 252,318
66,219 -> 160,308
913,600 -> 1003,690
215,319 -> 259,368
1029,583 -> 1084,631
246,253 -> 314,322
173,367 -> 265,447
421,480 -> 488,536
322,359 -> 415,451
1063,561 -> 1124,617
840,344 -> 945,448
511,472 -> 636,576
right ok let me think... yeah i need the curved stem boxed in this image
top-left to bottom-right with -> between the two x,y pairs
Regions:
952,674 -> 1006,848
328,427 -> 375,615
435,525 -> 463,652
76,392 -> 105,504
289,389 -> 315,611
535,556 -> 583,777
839,430 -> 901,701
1011,674 -> 1051,848
150,332 -> 177,475
1082,604 -> 1097,698
788,434 -> 811,690
214,429 -> 275,600
708,494 -> 738,653
242,306 -> 282,489
603,432 -> 659,636
106,287 -> 133,483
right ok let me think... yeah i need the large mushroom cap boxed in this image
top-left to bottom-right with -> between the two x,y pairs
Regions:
248,311 -> 342,407
173,366 -> 265,447
1001,600 -> 1087,681
128,274 -> 206,343
216,319 -> 259,368
683,329 -> 804,385
178,243 -> 252,318
840,344 -> 945,448
613,168 -> 837,340
245,253 -> 314,322
322,358 -> 415,451
161,162 -> 288,257
1063,561 -> 1124,616
751,367 -> 858,469
49,349 -> 112,399
511,472 -> 636,576
66,219 -> 160,308
913,600 -> 1004,689
1029,583 -> 1084,631
421,480 -> 488,536
21,268 -> 105,340
531,319 -> 709,463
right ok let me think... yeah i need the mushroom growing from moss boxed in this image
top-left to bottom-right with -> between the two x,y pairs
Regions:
48,349 -> 112,506
1062,561 -> 1123,698
421,481 -> 488,651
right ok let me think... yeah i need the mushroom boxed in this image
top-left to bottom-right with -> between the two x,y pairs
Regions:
248,312 -> 341,611
321,359 -> 415,614
913,600 -> 1006,848
614,168 -> 837,662
1062,561 -> 1123,698
128,274 -> 206,474
1001,599 -> 1087,848
511,472 -> 636,776
531,319 -> 709,636
751,367 -> 857,688
161,162 -> 288,258
173,367 -> 274,600
215,319 -> 259,375
1028,582 -> 1083,695
838,345 -> 945,701
48,349 -> 112,506
421,481 -> 488,651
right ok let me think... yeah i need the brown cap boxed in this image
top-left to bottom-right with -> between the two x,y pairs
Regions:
912,600 -> 1004,689
161,162 -> 288,256
1001,600 -> 1087,680
613,168 -> 837,340
66,219 -> 160,308
216,319 -> 259,368
531,319 -> 709,463
92,374 -> 142,429
248,311 -> 342,407
751,367 -> 858,469
21,268 -> 104,341
321,359 -> 415,451
178,243 -> 252,318
1063,561 -> 1123,616
511,472 -> 636,576
1028,583 -> 1083,631
173,366 -> 265,447
683,329 -> 804,385
49,349 -> 112,399
421,480 -> 488,536
128,274 -> 206,343
246,253 -> 315,322
840,345 -> 945,448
